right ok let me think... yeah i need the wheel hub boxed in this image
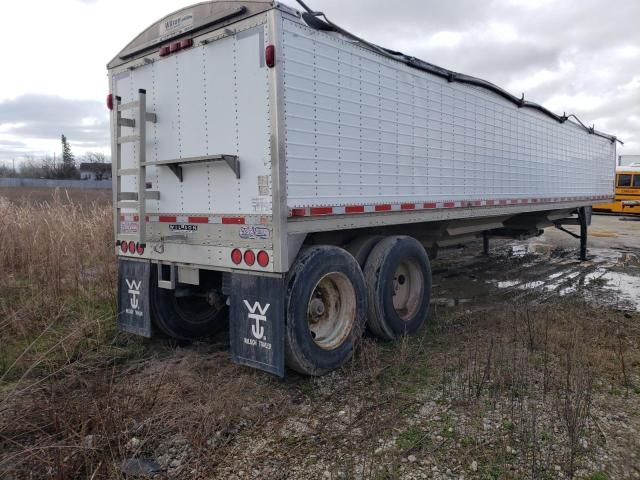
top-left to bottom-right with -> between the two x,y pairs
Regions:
306,272 -> 357,350
392,260 -> 424,321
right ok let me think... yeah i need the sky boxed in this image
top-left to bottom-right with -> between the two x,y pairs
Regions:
0,0 -> 638,167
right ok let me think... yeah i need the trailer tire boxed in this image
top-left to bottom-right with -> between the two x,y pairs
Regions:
150,266 -> 228,341
285,246 -> 367,376
364,236 -> 432,341
345,235 -> 383,267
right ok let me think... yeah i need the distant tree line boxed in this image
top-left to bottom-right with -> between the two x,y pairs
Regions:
0,135 -> 109,179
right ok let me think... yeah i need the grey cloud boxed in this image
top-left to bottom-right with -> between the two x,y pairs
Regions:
0,95 -> 109,157
2,0 -> 638,160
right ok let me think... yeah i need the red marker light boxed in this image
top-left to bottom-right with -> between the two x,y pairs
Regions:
257,251 -> 270,268
120,241 -> 128,254
170,42 -> 182,53
265,45 -> 275,68
180,38 -> 194,49
136,243 -> 145,255
107,93 -> 113,111
231,249 -> 243,265
128,241 -> 136,254
244,250 -> 256,266
159,45 -> 171,57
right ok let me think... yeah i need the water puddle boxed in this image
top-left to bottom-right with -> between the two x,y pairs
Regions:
584,269 -> 640,312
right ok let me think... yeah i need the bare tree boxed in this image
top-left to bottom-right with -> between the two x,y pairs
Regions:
83,152 -> 107,164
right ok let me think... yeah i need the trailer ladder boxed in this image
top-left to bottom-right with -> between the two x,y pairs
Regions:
114,89 -> 158,246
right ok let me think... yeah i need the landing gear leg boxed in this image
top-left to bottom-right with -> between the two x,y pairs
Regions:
578,207 -> 589,261
483,232 -> 490,255
554,206 -> 591,262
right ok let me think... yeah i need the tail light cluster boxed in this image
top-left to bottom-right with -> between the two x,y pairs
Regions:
118,240 -> 145,256
231,249 -> 269,268
159,38 -> 193,57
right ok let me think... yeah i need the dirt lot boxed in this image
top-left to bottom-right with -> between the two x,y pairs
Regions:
1,200 -> 639,479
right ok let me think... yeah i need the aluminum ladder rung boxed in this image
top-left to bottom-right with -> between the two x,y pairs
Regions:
117,201 -> 139,209
117,115 -> 156,127
118,135 -> 140,144
119,191 -> 160,201
117,168 -> 138,176
118,118 -> 135,128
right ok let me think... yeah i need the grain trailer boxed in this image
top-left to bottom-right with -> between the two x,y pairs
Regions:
107,0 -> 618,376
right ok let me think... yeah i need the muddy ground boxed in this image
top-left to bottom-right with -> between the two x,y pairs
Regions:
1,214 -> 639,480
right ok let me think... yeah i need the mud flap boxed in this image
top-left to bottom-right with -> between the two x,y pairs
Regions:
230,273 -> 285,377
117,259 -> 152,338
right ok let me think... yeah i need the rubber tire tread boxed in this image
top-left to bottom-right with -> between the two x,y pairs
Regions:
345,235 -> 383,268
364,236 -> 432,341
150,265 -> 228,341
285,246 -> 367,376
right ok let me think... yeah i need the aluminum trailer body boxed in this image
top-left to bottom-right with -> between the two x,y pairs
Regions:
108,0 -> 617,376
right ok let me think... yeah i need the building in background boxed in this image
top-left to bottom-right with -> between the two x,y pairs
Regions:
79,162 -> 112,180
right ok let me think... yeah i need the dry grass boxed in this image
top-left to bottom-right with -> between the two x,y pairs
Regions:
0,190 -> 638,479
0,187 -> 111,206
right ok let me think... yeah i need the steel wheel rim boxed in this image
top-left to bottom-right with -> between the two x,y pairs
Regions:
307,272 -> 357,351
392,259 -> 424,321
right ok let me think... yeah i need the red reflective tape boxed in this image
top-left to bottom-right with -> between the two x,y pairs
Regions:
346,205 -> 365,214
222,217 -> 245,225
375,205 -> 392,212
424,203 -> 437,209
499,200 -> 508,205
310,207 -> 333,216
159,216 -> 177,223
473,201 -> 482,206
486,200 -> 495,206
401,203 -> 416,210
443,202 -> 455,208
291,208 -> 306,217
189,216 -> 209,224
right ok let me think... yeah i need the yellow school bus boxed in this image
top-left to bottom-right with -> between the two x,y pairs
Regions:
594,165 -> 640,214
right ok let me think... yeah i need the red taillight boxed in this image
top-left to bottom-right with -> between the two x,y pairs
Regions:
180,38 -> 193,49
128,241 -> 136,254
231,249 -> 243,265
107,93 -> 113,111
265,44 -> 275,68
136,243 -> 145,255
244,250 -> 256,266
170,42 -> 182,53
159,45 -> 171,57
120,241 -> 128,254
257,251 -> 270,268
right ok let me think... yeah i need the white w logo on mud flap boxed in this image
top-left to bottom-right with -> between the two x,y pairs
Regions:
126,279 -> 142,310
244,301 -> 270,340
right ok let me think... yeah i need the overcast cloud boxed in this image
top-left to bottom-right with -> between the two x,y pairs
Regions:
0,0 -> 638,165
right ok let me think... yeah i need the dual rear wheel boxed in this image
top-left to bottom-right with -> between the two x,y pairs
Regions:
146,236 -> 432,376
285,236 -> 432,375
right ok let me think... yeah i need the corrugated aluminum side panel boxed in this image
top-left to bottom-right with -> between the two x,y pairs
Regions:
280,18 -> 615,209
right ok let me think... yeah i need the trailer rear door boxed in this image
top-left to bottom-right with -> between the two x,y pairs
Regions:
111,24 -> 273,221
